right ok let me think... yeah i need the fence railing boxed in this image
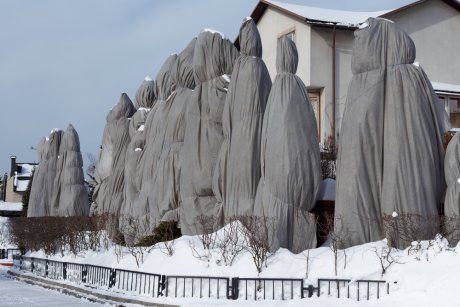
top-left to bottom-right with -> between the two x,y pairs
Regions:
0,248 -> 21,260
12,255 -> 390,301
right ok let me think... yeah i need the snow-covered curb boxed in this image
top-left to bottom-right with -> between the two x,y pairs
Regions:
7,269 -> 177,307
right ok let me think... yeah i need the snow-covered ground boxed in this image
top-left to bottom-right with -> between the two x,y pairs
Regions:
23,223 -> 460,306
0,267 -> 102,306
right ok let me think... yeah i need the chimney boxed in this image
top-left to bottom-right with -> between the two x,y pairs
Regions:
10,156 -> 17,177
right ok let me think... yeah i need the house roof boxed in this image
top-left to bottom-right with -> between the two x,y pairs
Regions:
248,0 -> 460,29
432,81 -> 460,95
234,0 -> 460,48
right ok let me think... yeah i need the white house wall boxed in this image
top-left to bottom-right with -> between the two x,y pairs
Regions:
388,0 -> 460,85
257,7 -> 311,84
255,0 -> 459,141
310,27 -> 354,141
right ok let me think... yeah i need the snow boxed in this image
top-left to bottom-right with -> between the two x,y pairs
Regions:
202,28 -> 225,39
0,267 -> 103,306
243,16 -> 252,22
457,178 -> 460,184
222,74 -> 231,82
137,124 -> 145,131
359,21 -> 369,29
318,178 -> 335,201
19,220 -> 460,306
16,179 -> 29,192
17,164 -> 34,177
431,81 -> 460,94
267,0 -> 392,26
137,107 -> 150,112
134,148 -> 142,152
144,75 -> 153,81
0,201 -> 23,212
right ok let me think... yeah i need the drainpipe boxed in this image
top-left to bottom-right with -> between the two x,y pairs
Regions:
332,24 -> 337,143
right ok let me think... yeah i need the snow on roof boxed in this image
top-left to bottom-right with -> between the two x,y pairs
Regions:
432,81 -> 460,94
16,180 -> 30,192
17,164 -> 34,177
267,0 -> 393,26
0,201 -> 23,211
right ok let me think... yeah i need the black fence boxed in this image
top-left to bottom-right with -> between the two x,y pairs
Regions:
12,255 -> 390,301
0,248 -> 21,260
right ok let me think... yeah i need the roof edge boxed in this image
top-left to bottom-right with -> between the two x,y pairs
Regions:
380,0 -> 460,18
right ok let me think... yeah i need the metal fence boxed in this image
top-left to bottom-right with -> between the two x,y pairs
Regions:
12,255 -> 390,301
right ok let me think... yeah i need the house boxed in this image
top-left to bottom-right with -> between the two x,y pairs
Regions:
2,156 -> 36,203
242,0 -> 460,141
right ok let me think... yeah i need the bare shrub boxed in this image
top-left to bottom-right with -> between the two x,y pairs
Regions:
238,215 -> 276,274
382,213 -> 441,251
154,221 -> 181,257
195,214 -> 218,250
441,215 -> 460,247
319,214 -> 351,276
122,215 -> 155,267
320,135 -> 338,180
372,244 -> 402,277
216,217 -> 245,266
7,214 -> 112,256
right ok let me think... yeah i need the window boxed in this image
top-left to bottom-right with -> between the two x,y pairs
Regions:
278,27 -> 296,43
438,94 -> 460,130
308,90 -> 321,137
285,31 -> 295,42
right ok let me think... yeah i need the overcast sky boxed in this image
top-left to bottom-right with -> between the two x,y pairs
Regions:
0,0 -> 413,174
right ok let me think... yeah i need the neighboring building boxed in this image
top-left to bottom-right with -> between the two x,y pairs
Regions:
242,0 -> 460,141
3,156 -> 36,203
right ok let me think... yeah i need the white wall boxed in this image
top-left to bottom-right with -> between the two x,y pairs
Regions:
257,7 -> 311,84
388,0 -> 460,85
256,0 -> 460,140
310,27 -> 354,141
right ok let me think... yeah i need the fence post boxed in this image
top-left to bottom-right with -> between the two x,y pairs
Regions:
108,269 -> 117,288
231,278 -> 239,300
82,265 -> 87,283
45,259 -> 49,277
31,257 -> 34,273
308,285 -> 316,298
159,275 -> 166,297
63,262 -> 67,280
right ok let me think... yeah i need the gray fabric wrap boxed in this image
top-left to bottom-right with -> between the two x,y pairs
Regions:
121,108 -> 150,235
132,54 -> 178,234
335,18 -> 450,248
53,124 -> 89,216
135,79 -> 156,109
148,38 -> 197,227
445,133 -> 460,217
212,18 -> 272,219
28,130 -> 63,217
253,36 -> 321,253
179,31 -> 239,235
92,93 -> 135,215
